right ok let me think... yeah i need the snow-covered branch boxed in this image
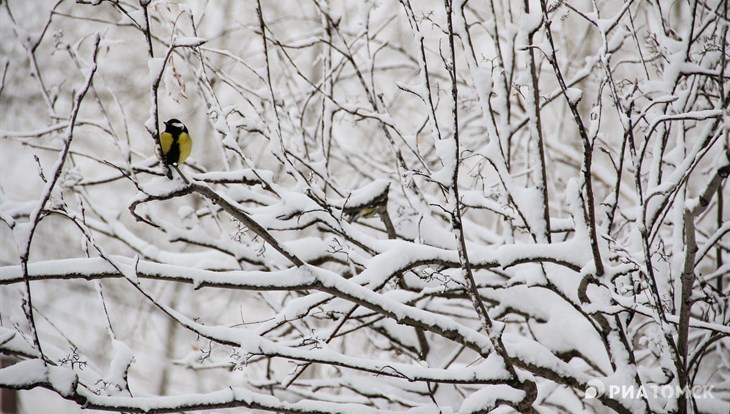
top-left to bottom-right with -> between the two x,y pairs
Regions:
1,1 -> 727,413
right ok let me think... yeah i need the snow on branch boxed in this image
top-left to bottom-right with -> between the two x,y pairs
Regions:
1,1 -> 728,413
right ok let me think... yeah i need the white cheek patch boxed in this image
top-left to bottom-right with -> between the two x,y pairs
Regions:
171,121 -> 184,129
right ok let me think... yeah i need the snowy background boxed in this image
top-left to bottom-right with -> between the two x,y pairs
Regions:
1,0 -> 728,413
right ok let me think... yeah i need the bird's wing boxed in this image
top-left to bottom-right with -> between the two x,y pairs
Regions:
160,131 -> 173,155
178,132 -> 192,164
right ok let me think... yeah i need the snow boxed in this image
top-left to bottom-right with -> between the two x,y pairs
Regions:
510,186 -> 548,241
306,265 -> 506,359
138,176 -> 188,196
0,359 -> 77,397
104,340 -> 133,396
0,327 -> 39,357
191,169 -> 274,184
147,57 -> 164,82
459,384 -> 526,413
494,232 -> 590,271
331,179 -> 390,209
431,138 -> 457,186
1,1 -> 726,413
173,36 -> 207,47
11,222 -> 31,253
564,88 -> 583,105
143,116 -> 157,134
155,296 -> 512,385
76,385 -> 399,414
485,285 -> 612,372
520,10 -> 542,33
0,257 -> 317,290
505,335 -> 591,384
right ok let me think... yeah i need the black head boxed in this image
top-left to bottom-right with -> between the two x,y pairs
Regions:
164,119 -> 187,134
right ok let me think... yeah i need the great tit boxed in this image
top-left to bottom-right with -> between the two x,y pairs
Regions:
160,118 -> 192,169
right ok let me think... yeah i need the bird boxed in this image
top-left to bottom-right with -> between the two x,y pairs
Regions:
160,118 -> 192,177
